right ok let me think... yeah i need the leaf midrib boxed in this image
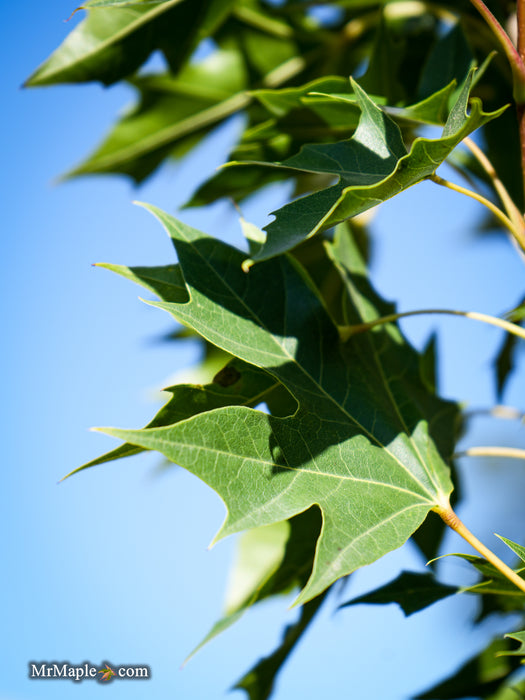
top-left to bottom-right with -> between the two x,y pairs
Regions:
131,430 -> 434,501
77,92 -> 250,171
106,265 -> 185,293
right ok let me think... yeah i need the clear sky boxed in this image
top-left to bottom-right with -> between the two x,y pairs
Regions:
2,3 -> 525,699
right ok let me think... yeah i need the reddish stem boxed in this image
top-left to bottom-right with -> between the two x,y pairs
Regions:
519,0 -> 525,62
469,0 -> 525,209
518,0 -> 525,206
469,0 -> 525,79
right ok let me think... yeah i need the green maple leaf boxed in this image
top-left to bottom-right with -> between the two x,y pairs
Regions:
97,205 -> 457,604
242,70 -> 505,264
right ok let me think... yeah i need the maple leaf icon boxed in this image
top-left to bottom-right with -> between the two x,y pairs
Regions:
98,664 -> 116,682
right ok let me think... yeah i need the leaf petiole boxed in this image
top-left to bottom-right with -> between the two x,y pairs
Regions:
428,174 -> 525,251
462,137 -> 525,242
339,308 -> 525,342
434,504 -> 525,595
463,405 -> 525,421
454,446 -> 525,460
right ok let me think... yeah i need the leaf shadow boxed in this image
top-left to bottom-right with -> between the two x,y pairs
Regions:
174,236 -> 458,480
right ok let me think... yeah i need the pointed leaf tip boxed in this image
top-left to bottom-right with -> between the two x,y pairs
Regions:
499,631 -> 525,657
66,7 -> 85,22
339,571 -> 457,616
495,534 -> 525,564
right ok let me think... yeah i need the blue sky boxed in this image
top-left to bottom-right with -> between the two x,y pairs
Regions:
2,3 -> 525,699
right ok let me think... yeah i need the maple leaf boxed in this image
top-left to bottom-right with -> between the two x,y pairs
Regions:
98,664 -> 116,681
97,206 -> 459,604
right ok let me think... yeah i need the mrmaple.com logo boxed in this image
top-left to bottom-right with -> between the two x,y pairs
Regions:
29,661 -> 150,682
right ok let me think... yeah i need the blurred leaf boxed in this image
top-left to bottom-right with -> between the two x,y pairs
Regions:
507,303 -> 525,323
494,297 -> 525,399
226,508 -> 322,612
462,575 -> 525,597
419,333 -> 438,395
435,552 -> 525,617
67,46 -> 249,181
487,678 -> 525,700
340,571 -> 457,616
170,343 -> 231,386
475,590 -> 525,623
499,632 -> 525,658
186,522 -> 291,662
234,592 -> 326,700
62,0 -> 313,183
412,510 -> 450,566
234,17 -> 299,77
416,638 -> 523,699
433,552 -> 524,583
67,356 -> 290,476
357,15 -> 408,104
496,536 -> 525,565
187,508 -> 321,660
26,0 -> 234,87
495,333 -> 520,400
186,79 -> 360,206
483,100 -> 522,212
417,23 -> 473,101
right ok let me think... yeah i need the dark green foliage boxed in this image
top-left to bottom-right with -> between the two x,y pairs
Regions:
415,638 -> 523,699
340,571 -> 458,616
